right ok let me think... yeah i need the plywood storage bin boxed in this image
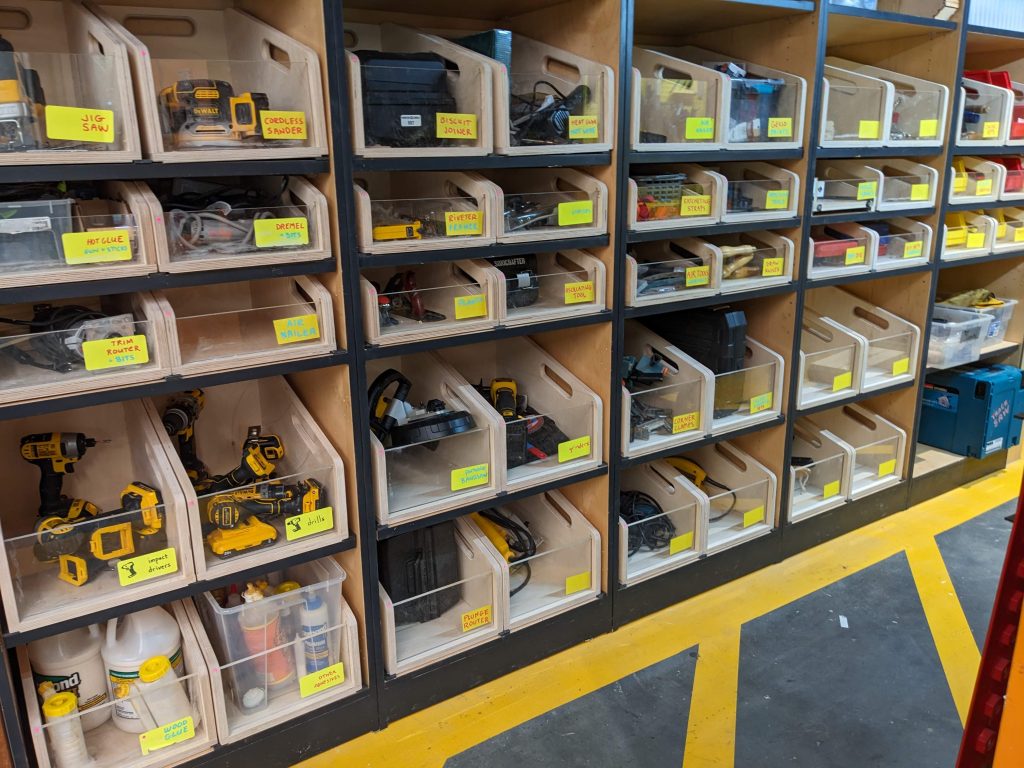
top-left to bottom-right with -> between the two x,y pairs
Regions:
191,558 -> 361,744
819,64 -> 889,148
822,159 -> 936,213
90,3 -> 327,162
812,162 -> 879,214
0,181 -> 155,290
806,287 -> 920,394
989,207 -> 1024,252
367,352 -> 501,525
146,376 -> 347,582
344,22 -> 492,157
379,519 -> 503,676
485,168 -> 608,243
788,417 -> 853,523
825,58 -> 949,147
869,218 -> 933,271
942,211 -> 996,261
813,404 -> 906,501
155,276 -> 335,376
437,337 -> 603,493
361,260 -> 498,346
618,461 -> 704,586
0,399 -> 193,633
19,601 -> 215,768
0,292 -> 168,406
716,162 -> 800,223
707,231 -> 794,294
631,47 -> 725,151
620,322 -> 712,459
0,1 -> 139,164
140,176 -> 331,273
625,238 -> 720,307
707,338 -> 785,436
682,441 -> 776,555
950,157 -> 1002,205
354,171 -> 496,255
807,223 -> 875,281
628,165 -> 723,232
481,249 -> 606,326
460,490 -> 600,632
797,311 -> 864,410
958,77 -> 1013,146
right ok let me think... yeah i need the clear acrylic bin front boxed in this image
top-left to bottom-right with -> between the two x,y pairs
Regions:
151,59 -> 315,153
880,174 -> 932,207
626,372 -> 705,451
499,253 -> 602,323
371,196 -> 485,246
809,229 -> 870,276
890,85 -> 946,143
503,402 -> 595,485
790,453 -> 846,517
635,176 -> 714,226
507,71 -> 606,148
636,76 -> 718,146
821,82 -> 887,144
850,435 -> 901,488
718,239 -> 790,289
503,189 -> 597,238
163,201 -> 315,263
371,266 -> 491,340
875,224 -> 929,267
801,343 -> 859,401
727,75 -> 801,144
961,83 -> 1006,143
952,168 -> 998,200
622,499 -> 699,579
813,177 -> 876,213
713,361 -> 778,431
504,527 -> 593,625
629,247 -> 713,301
863,330 -> 915,387
707,478 -> 771,544
724,175 -> 794,218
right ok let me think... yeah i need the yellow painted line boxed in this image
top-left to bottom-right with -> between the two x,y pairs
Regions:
683,626 -> 740,768
299,462 -> 1023,768
906,537 -> 981,725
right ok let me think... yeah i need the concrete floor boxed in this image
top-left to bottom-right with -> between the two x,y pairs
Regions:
300,464 -> 1021,768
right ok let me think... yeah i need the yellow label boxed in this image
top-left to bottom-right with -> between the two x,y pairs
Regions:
823,480 -> 841,499
910,184 -> 930,202
976,178 -> 994,196
461,605 -> 492,632
967,232 -> 986,249
274,314 -> 320,345
436,112 -> 478,140
750,392 -> 773,414
299,662 -> 346,698
743,506 -> 765,528
878,459 -> 897,478
765,190 -> 790,210
62,230 -> 132,265
285,506 -> 333,541
558,435 -> 591,463
685,265 -> 710,287
45,105 -> 115,143
451,463 -> 489,492
904,240 -> 923,259
845,246 -> 866,265
454,293 -> 488,319
444,210 -> 483,237
565,571 -> 591,595
1015,227 -> 1024,243
919,118 -> 938,139
564,281 -> 595,305
558,200 -> 594,226
761,257 -> 785,277
892,357 -> 910,376
139,716 -> 194,756
669,532 -> 694,555
118,548 -> 177,587
82,335 -> 149,371
568,115 -> 599,140
767,117 -> 793,138
672,411 -> 700,434
253,217 -> 310,248
858,120 -> 880,140
954,173 -> 968,194
680,194 -> 712,217
983,121 -> 1000,139
833,371 -> 853,392
260,110 -> 307,140
685,116 -> 715,140
856,181 -> 877,201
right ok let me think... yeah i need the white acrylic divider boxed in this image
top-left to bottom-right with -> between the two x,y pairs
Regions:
958,77 -> 1014,147
873,217 -> 933,271
486,168 -> 609,243
628,164 -> 724,232
942,212 -> 997,261
716,162 -> 801,223
710,230 -> 795,294
788,417 -> 854,522
813,404 -> 906,501
819,64 -> 891,148
624,237 -> 721,306
798,311 -> 865,410
950,156 -> 1003,205
807,222 -> 876,281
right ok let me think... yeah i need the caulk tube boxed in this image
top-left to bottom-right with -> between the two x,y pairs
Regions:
239,583 -> 294,698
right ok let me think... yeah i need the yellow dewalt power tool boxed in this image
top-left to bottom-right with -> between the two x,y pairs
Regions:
205,479 -> 324,558
0,35 -> 45,151
21,433 -> 102,518
161,389 -> 208,484
159,79 -> 268,148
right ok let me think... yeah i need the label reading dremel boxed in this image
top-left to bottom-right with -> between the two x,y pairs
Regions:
254,217 -> 309,248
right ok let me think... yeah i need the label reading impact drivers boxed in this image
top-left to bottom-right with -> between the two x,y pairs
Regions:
118,548 -> 177,587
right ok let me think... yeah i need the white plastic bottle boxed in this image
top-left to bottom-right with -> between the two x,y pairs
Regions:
40,687 -> 92,768
29,625 -> 110,732
135,656 -> 193,729
298,594 -> 331,674
102,607 -> 182,734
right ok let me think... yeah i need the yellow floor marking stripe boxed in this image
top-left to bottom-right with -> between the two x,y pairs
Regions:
906,537 -> 981,725
300,463 -> 1023,768
683,626 -> 741,768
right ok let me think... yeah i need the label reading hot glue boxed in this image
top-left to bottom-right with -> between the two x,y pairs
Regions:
845,246 -> 866,265
461,605 -> 492,632
46,105 -> 115,143
564,281 -> 595,305
451,464 -> 489,492
274,314 -> 320,345
568,115 -> 599,140
62,230 -> 132,265
454,294 -> 487,319
685,117 -> 715,140
743,506 -> 764,528
285,506 -> 334,541
833,371 -> 853,392
139,716 -> 194,756
558,435 -> 591,463
680,195 -> 712,217
254,217 -> 309,248
858,120 -> 880,139
300,663 -> 345,698
878,459 -> 897,478
82,335 -> 149,371
761,257 -> 785,277
260,110 -> 308,140
765,190 -> 790,209
118,548 -> 177,587
437,113 -> 478,140
565,571 -> 591,595
669,532 -> 694,555
685,265 -> 710,287
911,184 -> 930,201
444,211 -> 483,237
672,411 -> 700,434
904,240 -> 923,259
767,117 -> 792,138
750,392 -> 773,414
558,200 -> 594,226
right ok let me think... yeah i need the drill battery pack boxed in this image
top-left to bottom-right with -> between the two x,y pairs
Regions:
354,51 -> 457,147
379,520 -> 461,624
159,79 -> 269,148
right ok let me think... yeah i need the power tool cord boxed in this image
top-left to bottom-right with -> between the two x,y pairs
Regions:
477,508 -> 536,596
620,490 -> 675,556
0,305 -> 108,372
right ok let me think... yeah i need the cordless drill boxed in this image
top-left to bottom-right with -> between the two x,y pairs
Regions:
20,433 -> 101,517
162,390 -> 208,484
197,426 -> 284,494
